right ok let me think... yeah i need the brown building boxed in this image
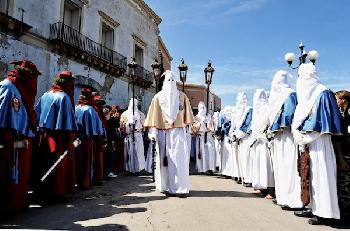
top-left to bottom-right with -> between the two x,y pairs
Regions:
158,36 -> 172,71
177,82 -> 221,115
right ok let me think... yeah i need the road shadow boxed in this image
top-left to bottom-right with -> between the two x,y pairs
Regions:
0,175 -> 165,230
189,190 -> 257,198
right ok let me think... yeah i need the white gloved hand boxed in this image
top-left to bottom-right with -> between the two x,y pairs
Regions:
257,133 -> 267,140
148,127 -> 157,141
292,130 -> 306,145
299,144 -> 306,152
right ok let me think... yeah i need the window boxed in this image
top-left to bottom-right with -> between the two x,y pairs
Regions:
101,22 -> 114,50
0,0 -> 8,14
134,44 -> 143,67
63,0 -> 82,31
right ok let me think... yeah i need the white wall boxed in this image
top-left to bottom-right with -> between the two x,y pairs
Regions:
2,0 -> 160,110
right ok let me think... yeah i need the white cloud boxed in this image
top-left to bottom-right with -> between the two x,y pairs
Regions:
212,84 -> 259,95
155,0 -> 269,26
224,0 -> 268,15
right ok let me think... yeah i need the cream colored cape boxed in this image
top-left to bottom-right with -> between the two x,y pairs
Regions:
120,110 -> 145,129
144,91 -> 194,129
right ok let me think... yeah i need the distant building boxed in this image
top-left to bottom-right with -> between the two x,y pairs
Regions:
177,82 -> 221,115
0,0 -> 171,112
156,35 -> 172,92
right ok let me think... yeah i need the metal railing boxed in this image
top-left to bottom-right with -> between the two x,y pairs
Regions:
134,65 -> 153,83
49,22 -> 127,70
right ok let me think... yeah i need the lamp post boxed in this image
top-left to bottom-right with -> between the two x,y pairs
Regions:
178,58 -> 188,92
284,42 -> 319,69
151,58 -> 161,93
204,60 -> 214,115
128,57 -> 138,117
156,50 -> 165,92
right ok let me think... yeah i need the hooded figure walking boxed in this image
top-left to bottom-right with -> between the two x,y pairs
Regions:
144,70 -> 194,197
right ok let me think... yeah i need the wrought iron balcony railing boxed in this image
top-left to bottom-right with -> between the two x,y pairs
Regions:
49,22 -> 127,73
135,65 -> 153,83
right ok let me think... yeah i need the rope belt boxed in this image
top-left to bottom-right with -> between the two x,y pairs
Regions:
0,140 -> 29,149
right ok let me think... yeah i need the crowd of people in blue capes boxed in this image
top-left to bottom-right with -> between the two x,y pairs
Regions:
0,60 -> 349,227
0,60 -> 141,219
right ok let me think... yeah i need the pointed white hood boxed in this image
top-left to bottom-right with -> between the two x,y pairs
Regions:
292,63 -> 327,130
268,70 -> 295,124
159,70 -> 180,124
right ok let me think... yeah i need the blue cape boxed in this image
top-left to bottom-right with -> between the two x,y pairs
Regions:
217,114 -> 231,136
239,108 -> 253,134
75,104 -> 104,137
0,79 -> 29,135
36,91 -> 77,131
270,92 -> 297,132
299,90 -> 342,134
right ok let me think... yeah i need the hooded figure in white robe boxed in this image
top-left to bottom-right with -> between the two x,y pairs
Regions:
218,106 -> 235,177
120,98 -> 145,173
192,102 -> 216,173
233,92 -> 253,184
250,89 -> 275,191
144,70 -> 194,196
268,70 -> 302,208
292,63 -> 342,223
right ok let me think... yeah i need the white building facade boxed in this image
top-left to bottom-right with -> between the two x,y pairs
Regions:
0,0 -> 164,111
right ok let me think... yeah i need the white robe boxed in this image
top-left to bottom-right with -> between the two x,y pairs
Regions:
123,119 -> 145,173
251,138 -> 274,189
239,135 -> 252,183
154,128 -> 190,194
214,138 -> 222,170
231,141 -> 240,178
221,136 -> 234,177
145,142 -> 153,173
307,134 -> 340,219
272,130 -> 302,208
196,132 -> 216,172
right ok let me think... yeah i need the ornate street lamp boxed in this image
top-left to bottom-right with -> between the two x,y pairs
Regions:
204,60 -> 214,115
128,57 -> 138,119
178,58 -> 188,92
284,42 -> 319,69
151,58 -> 161,93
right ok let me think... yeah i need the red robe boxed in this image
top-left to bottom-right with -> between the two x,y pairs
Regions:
0,68 -> 38,215
0,129 -> 33,216
37,131 -> 76,196
93,102 -> 106,182
75,137 -> 93,189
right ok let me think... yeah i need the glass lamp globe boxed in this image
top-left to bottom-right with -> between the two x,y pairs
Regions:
308,50 -> 319,62
284,53 -> 295,65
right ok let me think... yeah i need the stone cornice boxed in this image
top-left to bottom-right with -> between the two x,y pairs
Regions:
132,34 -> 147,47
98,10 -> 120,28
158,36 -> 172,61
128,0 -> 162,25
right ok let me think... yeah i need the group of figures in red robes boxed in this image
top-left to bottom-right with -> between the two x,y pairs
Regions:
0,60 -> 125,218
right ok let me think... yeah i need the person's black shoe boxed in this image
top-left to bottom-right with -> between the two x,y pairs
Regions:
177,193 -> 189,198
162,191 -> 176,197
243,182 -> 252,187
272,198 -> 278,205
308,216 -> 324,225
281,205 -> 304,211
236,178 -> 242,184
294,209 -> 313,218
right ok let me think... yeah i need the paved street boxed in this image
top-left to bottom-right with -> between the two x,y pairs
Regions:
0,174 -> 348,231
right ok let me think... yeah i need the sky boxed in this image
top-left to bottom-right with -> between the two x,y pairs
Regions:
145,0 -> 350,108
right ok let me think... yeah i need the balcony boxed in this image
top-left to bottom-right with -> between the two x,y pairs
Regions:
129,65 -> 153,88
0,12 -> 31,37
49,22 -> 127,77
